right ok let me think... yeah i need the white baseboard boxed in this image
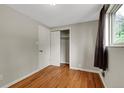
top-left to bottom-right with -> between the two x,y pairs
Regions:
60,62 -> 69,64
2,65 -> 48,88
70,66 -> 107,88
98,72 -> 107,88
70,67 -> 100,73
60,61 -> 69,64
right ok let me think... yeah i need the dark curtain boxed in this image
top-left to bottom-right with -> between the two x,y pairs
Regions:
94,5 -> 109,71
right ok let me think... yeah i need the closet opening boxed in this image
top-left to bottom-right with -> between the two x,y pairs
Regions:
60,29 -> 70,68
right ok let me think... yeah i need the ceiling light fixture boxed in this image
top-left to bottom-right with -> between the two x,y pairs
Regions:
50,0 -> 56,6
50,3 -> 56,6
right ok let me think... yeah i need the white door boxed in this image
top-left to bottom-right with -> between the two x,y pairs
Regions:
50,31 -> 60,66
38,25 -> 50,69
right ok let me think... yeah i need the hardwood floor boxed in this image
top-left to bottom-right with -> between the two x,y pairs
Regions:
9,64 -> 104,88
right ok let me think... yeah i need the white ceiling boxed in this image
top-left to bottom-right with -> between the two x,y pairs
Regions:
8,4 -> 102,28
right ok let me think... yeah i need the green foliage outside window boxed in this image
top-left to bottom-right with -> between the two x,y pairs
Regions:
114,14 -> 124,44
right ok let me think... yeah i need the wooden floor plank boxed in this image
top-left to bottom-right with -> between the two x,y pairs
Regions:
9,64 -> 104,88
93,73 -> 104,88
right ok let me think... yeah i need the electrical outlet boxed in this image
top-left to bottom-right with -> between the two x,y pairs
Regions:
0,75 -> 3,81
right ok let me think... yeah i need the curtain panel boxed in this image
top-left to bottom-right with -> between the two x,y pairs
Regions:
94,5 -> 109,71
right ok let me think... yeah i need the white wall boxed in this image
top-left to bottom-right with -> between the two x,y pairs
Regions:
38,26 -> 50,69
103,47 -> 124,88
70,21 -> 99,70
0,5 -> 50,87
51,20 -> 99,71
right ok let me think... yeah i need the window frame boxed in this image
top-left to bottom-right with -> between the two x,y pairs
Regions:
107,4 -> 123,47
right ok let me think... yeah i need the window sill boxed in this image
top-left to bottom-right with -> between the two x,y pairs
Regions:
106,45 -> 124,48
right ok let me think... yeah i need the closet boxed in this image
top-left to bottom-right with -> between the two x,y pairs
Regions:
60,30 -> 69,65
50,29 -> 70,67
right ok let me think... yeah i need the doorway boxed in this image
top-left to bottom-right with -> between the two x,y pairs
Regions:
60,29 -> 70,68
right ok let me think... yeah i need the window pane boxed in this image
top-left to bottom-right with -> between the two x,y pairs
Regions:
113,5 -> 124,44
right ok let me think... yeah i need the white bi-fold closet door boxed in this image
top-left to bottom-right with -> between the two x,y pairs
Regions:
50,31 -> 61,66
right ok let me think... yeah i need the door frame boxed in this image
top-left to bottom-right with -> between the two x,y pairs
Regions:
51,27 -> 71,69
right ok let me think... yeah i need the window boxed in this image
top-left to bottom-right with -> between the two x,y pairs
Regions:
110,5 -> 124,46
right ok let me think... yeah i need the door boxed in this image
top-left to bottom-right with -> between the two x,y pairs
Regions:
38,25 -> 50,69
50,31 -> 60,66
